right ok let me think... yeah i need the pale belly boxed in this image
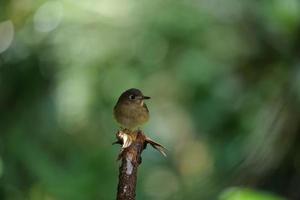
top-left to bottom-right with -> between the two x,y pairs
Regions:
114,104 -> 149,129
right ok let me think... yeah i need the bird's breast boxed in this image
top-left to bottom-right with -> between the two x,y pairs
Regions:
114,103 -> 149,129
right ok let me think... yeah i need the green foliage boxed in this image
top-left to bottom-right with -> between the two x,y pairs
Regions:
220,188 -> 286,200
1,0 -> 300,199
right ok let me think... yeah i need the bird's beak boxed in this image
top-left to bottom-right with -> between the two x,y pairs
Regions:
142,96 -> 151,100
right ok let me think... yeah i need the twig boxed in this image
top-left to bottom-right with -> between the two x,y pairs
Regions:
114,130 -> 166,200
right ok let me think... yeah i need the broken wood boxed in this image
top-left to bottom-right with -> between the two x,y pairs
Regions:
114,130 -> 166,200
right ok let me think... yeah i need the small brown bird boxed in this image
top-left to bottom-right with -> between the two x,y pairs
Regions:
114,88 -> 150,130
113,88 -> 166,156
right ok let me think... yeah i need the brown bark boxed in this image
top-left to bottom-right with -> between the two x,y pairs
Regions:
116,131 -> 146,200
114,129 -> 166,200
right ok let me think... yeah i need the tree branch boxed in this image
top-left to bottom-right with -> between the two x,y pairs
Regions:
114,130 -> 166,200
116,130 -> 146,200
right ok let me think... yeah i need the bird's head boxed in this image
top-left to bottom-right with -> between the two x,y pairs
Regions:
117,88 -> 150,106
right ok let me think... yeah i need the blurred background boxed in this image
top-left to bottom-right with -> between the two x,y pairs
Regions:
1,0 -> 300,199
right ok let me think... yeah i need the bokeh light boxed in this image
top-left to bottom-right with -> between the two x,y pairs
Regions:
0,20 -> 14,53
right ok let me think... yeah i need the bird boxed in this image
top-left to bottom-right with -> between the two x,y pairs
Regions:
114,88 -> 150,131
113,88 -> 166,156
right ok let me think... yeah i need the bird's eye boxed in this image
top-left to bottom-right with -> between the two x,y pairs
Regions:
129,95 -> 135,100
